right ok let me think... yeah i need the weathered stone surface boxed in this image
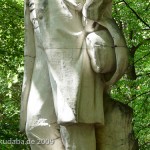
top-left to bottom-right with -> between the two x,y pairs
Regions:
20,0 -> 135,149
96,95 -> 139,150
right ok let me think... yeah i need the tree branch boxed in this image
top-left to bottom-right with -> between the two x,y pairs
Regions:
134,38 -> 150,50
129,38 -> 150,55
142,28 -> 150,31
122,0 -> 150,28
134,51 -> 150,64
132,91 -> 150,100
137,73 -> 150,78
129,30 -> 133,40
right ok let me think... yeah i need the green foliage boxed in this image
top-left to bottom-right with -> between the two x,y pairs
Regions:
0,0 -> 30,149
112,0 -> 150,149
0,0 -> 149,149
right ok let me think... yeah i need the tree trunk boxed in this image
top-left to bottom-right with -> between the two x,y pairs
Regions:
96,94 -> 139,150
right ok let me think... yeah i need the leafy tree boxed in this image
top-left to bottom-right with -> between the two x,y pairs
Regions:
112,0 -> 150,149
0,0 -> 29,149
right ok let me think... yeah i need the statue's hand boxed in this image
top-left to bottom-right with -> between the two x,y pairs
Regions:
86,30 -> 116,73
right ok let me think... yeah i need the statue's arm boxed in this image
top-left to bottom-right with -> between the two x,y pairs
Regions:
82,0 -> 129,85
20,0 -> 36,132
98,18 -> 129,85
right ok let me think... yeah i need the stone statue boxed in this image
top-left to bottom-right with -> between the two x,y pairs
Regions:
20,0 -> 129,149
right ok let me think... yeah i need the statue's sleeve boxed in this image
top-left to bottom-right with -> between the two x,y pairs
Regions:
20,0 -> 36,132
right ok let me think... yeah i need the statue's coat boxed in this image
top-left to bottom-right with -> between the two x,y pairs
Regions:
20,0 -> 128,132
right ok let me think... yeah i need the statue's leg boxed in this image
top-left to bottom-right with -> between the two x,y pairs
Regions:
26,122 -> 64,150
26,100 -> 65,150
60,124 -> 96,150
25,63 -> 65,150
